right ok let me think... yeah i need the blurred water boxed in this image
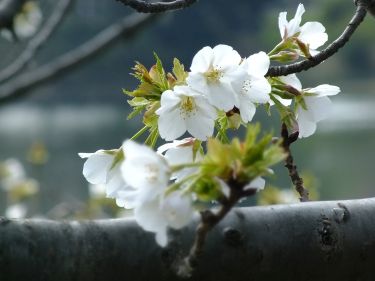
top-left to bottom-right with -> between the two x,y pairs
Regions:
0,97 -> 374,215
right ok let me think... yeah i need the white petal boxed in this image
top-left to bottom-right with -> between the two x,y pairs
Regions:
115,189 -> 141,209
155,230 -> 169,247
190,46 -> 214,73
106,165 -> 129,198
239,96 -> 256,123
134,200 -> 169,246
157,107 -> 187,141
304,96 -> 332,122
123,140 -> 157,160
243,52 -> 270,77
246,77 -> 271,104
81,151 -> 114,185
161,192 -> 194,229
5,204 -> 27,219
173,85 -> 201,97
212,44 -> 241,69
297,110 -> 317,138
278,11 -> 288,38
306,84 -> 340,97
206,83 -> 237,111
186,110 -> 215,141
186,73 -> 209,95
156,90 -> 180,115
164,146 -> 193,166
244,177 -> 265,191
122,140 -> 169,191
288,4 -> 305,36
157,138 -> 194,155
279,74 -> 302,91
195,96 -> 217,119
299,22 -> 328,50
270,94 -> 292,106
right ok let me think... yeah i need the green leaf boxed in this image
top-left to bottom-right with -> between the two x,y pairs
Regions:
127,97 -> 150,120
153,52 -> 169,91
172,58 -> 188,85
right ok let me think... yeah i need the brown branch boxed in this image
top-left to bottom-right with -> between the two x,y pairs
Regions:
0,0 -> 75,83
116,0 -> 198,13
178,182 -> 256,278
266,2 -> 368,77
0,12 -> 160,105
2,198 -> 375,280
281,123 -> 309,202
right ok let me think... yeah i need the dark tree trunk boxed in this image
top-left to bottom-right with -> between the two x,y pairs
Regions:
1,198 -> 375,281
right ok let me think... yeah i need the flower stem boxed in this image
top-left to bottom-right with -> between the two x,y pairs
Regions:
280,123 -> 309,202
130,125 -> 149,141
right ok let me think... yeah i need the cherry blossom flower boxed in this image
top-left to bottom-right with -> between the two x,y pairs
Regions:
297,84 -> 340,138
157,138 -> 203,182
280,74 -> 340,138
232,52 -> 272,123
187,44 -> 246,111
120,140 -> 170,206
79,150 -> 132,207
279,3 -> 328,55
156,85 -> 217,141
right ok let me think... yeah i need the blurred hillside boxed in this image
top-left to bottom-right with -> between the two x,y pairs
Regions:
1,0 -> 374,105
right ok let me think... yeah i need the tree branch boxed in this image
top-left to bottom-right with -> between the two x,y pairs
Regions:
266,2 -> 368,77
1,198 -> 375,281
116,0 -> 198,13
0,12 -> 160,105
0,0 -> 75,83
280,123 -> 309,202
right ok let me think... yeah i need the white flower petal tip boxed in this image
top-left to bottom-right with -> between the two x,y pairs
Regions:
79,150 -> 115,185
306,84 -> 341,97
278,3 -> 327,53
156,86 -> 216,141
157,138 -> 202,182
244,177 -> 266,192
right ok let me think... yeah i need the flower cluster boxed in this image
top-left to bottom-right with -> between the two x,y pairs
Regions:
80,3 -> 341,247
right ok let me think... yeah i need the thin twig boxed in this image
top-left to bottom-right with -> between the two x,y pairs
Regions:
280,123 -> 309,202
266,3 -> 367,77
116,0 -> 197,13
0,13 -> 159,105
0,0 -> 75,83
178,183 -> 256,278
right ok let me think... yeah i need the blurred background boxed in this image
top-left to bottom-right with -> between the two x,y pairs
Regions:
0,0 -> 374,219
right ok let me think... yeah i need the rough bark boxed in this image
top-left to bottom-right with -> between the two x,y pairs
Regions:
1,198 -> 375,281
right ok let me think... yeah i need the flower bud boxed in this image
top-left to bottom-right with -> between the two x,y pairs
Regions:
270,51 -> 300,63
